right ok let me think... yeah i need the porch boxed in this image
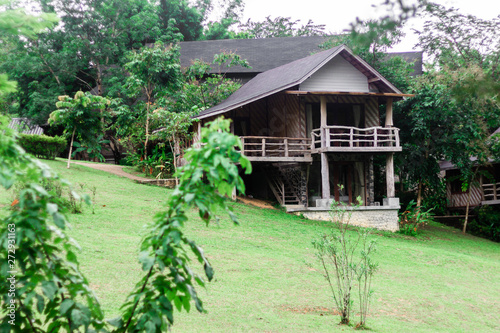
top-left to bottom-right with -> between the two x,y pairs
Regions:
311,126 -> 401,153
239,125 -> 401,162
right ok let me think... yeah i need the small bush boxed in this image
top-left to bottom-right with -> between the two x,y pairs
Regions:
398,200 -> 435,236
18,133 -> 67,160
469,206 -> 500,242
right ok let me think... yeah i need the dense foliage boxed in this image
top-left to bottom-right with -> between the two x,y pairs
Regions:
17,133 -> 66,160
49,91 -> 111,168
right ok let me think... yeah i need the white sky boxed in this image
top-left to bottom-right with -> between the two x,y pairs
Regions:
239,0 -> 500,52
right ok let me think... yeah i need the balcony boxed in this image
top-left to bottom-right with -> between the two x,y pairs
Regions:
311,126 -> 402,153
240,136 -> 312,162
482,182 -> 500,205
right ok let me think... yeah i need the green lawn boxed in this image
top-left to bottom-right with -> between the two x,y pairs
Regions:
2,159 -> 500,332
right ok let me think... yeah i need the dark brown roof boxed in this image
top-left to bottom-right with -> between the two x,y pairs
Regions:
197,45 -> 403,119
179,36 -> 331,74
179,36 -> 423,76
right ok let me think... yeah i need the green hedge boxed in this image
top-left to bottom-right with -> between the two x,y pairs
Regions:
18,134 -> 67,160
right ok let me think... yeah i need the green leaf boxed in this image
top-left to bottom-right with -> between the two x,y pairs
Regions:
36,294 -> 45,313
145,321 -> 156,333
41,281 -> 58,300
107,316 -> 124,328
174,296 -> 182,312
66,251 -> 77,263
204,262 -> 214,281
53,212 -> 66,229
47,203 -> 58,215
60,299 -> 74,315
139,251 -> 155,271
70,308 -> 84,327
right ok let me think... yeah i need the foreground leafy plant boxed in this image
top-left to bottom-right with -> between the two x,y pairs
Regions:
313,193 -> 377,327
113,117 -> 251,331
0,116 -> 105,332
0,116 -> 251,332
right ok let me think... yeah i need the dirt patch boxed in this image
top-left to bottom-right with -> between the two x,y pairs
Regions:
279,305 -> 340,316
236,196 -> 277,210
71,162 -> 152,182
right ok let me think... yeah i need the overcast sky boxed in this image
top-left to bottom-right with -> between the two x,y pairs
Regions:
239,0 -> 500,52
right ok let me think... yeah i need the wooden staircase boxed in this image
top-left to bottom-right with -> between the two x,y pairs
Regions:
264,165 -> 306,208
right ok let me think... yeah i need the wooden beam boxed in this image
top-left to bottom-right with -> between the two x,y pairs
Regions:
283,91 -> 415,98
246,156 -> 313,162
368,77 -> 381,83
313,147 -> 402,153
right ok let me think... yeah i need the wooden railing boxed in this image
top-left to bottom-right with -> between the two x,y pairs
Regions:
482,182 -> 500,202
240,136 -> 312,159
311,126 -> 400,150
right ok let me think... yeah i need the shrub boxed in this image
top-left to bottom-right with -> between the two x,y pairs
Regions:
18,133 -> 67,160
312,195 -> 378,328
469,205 -> 500,242
398,200 -> 435,236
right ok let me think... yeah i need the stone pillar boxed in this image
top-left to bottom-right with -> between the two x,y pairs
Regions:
321,153 -> 330,200
368,156 -> 375,205
386,153 -> 395,198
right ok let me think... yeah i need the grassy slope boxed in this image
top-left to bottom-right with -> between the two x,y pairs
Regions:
1,159 -> 499,332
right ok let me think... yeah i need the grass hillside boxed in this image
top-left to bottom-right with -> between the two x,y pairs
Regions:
1,159 -> 499,332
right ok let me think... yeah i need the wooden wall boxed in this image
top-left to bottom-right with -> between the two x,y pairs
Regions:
447,184 -> 482,208
299,56 -> 369,93
199,94 -> 379,139
303,95 -> 379,128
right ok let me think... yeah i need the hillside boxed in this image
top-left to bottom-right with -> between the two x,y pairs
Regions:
1,159 -> 499,332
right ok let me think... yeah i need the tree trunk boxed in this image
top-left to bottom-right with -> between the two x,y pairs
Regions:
416,179 -> 423,208
67,127 -> 76,169
144,102 -> 150,162
463,167 -> 479,234
169,141 -> 179,186
463,188 -> 472,234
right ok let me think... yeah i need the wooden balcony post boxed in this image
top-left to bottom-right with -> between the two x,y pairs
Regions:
385,98 -> 393,127
349,127 -> 354,148
284,138 -> 289,157
386,153 -> 395,198
325,127 -> 330,148
374,129 -> 378,148
241,137 -> 245,155
262,138 -> 266,157
320,96 -> 327,127
282,181 -> 285,205
321,96 -> 327,149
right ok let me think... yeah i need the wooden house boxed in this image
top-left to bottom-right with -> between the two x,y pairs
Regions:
440,128 -> 500,209
193,44 -> 413,231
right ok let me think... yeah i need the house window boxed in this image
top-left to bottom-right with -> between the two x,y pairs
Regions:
447,169 -> 467,194
305,102 -> 365,129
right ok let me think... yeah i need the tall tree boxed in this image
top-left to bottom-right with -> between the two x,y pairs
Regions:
159,0 -> 203,41
49,91 -> 111,168
238,16 -> 326,39
123,42 -> 182,161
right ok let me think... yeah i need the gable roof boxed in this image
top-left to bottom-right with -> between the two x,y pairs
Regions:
179,36 -> 330,74
197,45 -> 406,120
8,118 -> 44,135
179,36 -> 423,76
